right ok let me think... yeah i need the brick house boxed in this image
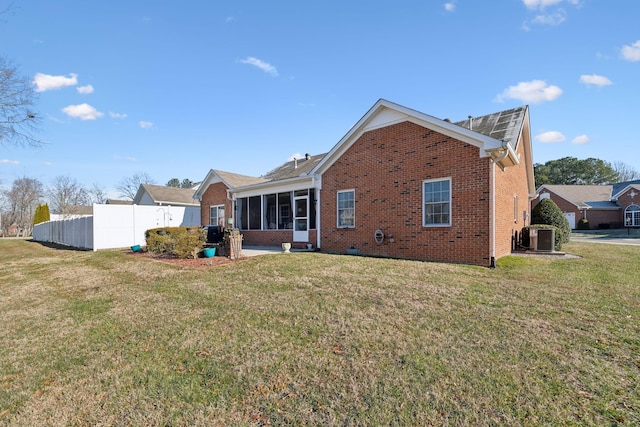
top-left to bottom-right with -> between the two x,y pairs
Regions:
533,180 -> 640,229
195,99 -> 535,267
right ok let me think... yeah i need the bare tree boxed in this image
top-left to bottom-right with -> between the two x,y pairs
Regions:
47,176 -> 91,215
88,183 -> 107,204
117,172 -> 155,200
613,161 -> 640,182
0,4 -> 43,148
2,176 -> 44,236
0,57 -> 43,148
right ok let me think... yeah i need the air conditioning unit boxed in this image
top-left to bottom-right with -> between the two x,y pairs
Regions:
536,228 -> 555,252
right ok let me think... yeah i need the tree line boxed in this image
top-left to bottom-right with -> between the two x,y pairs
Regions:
534,157 -> 639,188
0,173 -> 195,237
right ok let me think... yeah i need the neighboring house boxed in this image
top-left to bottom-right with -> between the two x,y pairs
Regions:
195,99 -> 535,267
133,184 -> 201,207
533,180 -> 640,229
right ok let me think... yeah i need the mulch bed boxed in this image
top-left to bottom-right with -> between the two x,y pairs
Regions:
128,250 -> 243,268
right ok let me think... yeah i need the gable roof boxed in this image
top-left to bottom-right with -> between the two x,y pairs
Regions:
312,99 -> 527,176
193,169 -> 268,200
612,182 -> 640,201
537,184 -> 616,210
612,180 -> 640,199
197,99 -> 534,198
134,184 -> 200,206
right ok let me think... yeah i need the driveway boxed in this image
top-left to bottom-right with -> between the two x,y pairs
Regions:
570,230 -> 640,246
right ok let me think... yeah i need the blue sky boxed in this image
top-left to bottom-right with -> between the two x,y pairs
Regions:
1,0 -> 639,198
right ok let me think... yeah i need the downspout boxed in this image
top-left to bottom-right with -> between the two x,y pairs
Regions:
226,188 -> 234,228
489,146 -> 511,268
489,161 -> 496,268
313,174 -> 322,250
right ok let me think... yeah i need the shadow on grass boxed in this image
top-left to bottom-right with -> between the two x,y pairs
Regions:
26,238 -> 92,252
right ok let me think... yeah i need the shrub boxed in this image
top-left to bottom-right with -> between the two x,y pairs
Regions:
531,198 -> 571,243
577,218 -> 590,230
145,227 -> 206,259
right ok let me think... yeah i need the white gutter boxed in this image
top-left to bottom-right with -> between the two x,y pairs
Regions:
489,145 -> 510,268
490,160 -> 496,268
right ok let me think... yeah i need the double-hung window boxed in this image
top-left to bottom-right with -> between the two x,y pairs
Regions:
337,190 -> 355,228
423,178 -> 451,227
210,205 -> 225,227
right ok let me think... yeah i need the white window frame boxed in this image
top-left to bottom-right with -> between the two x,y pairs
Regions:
625,204 -> 640,227
209,205 -> 225,227
423,177 -> 451,227
337,189 -> 355,228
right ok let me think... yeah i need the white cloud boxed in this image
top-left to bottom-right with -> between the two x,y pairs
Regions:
76,84 -> 94,94
522,0 -> 561,9
531,11 -> 566,26
579,74 -> 612,87
572,134 -> 589,144
444,2 -> 455,12
496,80 -> 563,104
621,40 -> 640,62
521,0 -> 579,29
240,57 -> 278,77
288,152 -> 302,161
0,159 -> 20,165
109,112 -> 128,119
62,103 -> 104,120
522,0 -> 578,9
139,121 -> 154,129
33,72 -> 78,92
535,131 -> 566,143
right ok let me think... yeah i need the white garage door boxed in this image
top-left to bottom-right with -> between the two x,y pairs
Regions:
564,212 -> 576,229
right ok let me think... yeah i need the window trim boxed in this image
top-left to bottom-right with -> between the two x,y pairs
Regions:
625,204 -> 640,227
423,177 -> 452,228
209,204 -> 225,227
337,189 -> 355,228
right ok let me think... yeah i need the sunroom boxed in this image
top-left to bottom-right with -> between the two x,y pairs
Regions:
230,176 -> 320,248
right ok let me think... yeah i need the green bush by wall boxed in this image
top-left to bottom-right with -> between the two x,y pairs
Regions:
145,226 -> 206,259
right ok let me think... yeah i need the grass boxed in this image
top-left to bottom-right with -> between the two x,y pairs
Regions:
1,239 -> 639,426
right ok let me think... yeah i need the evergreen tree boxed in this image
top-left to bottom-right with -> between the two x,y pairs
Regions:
531,198 -> 571,243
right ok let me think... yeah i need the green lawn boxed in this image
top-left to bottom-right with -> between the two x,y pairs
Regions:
1,239 -> 639,426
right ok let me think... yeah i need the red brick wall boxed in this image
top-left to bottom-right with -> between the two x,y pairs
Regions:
241,229 -> 316,249
584,209 -> 621,229
493,135 -> 531,258
200,182 -> 231,226
618,189 -> 640,227
319,121 -> 496,266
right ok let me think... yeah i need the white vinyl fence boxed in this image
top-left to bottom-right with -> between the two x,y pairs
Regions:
33,204 -> 200,251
